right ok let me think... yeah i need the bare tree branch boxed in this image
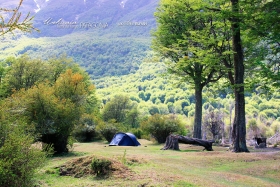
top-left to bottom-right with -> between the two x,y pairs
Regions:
0,0 -> 39,36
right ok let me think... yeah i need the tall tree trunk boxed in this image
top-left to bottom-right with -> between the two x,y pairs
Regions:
231,0 -> 249,152
193,85 -> 203,139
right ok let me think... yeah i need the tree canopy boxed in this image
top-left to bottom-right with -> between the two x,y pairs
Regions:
152,0 -> 232,139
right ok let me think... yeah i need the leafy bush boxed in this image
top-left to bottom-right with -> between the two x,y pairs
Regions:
97,121 -> 119,142
73,124 -> 96,142
73,115 -> 98,142
131,128 -> 143,139
270,121 -> 280,134
0,128 -> 46,187
0,123 -> 7,148
102,94 -> 135,123
141,114 -> 185,143
91,157 -> 112,177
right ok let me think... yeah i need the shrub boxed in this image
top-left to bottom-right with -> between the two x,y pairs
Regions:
262,109 -> 278,118
270,121 -> 280,134
0,128 -> 46,187
73,124 -> 96,142
188,110 -> 195,117
131,128 -> 143,139
91,157 -> 112,177
73,115 -> 98,142
141,114 -> 185,143
102,94 -> 136,123
97,122 -> 119,142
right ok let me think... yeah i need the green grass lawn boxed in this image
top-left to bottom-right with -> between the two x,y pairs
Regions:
35,140 -> 280,187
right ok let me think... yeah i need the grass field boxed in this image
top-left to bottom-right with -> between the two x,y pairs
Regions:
36,139 -> 280,187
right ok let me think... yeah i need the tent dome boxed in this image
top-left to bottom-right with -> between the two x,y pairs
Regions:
109,132 -> 141,146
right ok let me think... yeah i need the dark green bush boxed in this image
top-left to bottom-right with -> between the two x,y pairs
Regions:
97,122 -> 119,142
131,128 -> 143,139
73,124 -> 96,142
73,115 -> 98,142
141,114 -> 185,143
91,157 -> 112,177
0,128 -> 46,187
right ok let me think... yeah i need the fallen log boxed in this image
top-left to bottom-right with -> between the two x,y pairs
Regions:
161,134 -> 214,151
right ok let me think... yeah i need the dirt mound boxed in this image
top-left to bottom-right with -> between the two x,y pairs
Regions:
57,155 -> 136,179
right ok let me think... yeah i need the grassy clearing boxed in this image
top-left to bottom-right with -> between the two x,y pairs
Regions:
35,140 -> 280,187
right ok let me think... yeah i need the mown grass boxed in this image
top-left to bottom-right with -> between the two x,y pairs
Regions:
35,140 -> 280,187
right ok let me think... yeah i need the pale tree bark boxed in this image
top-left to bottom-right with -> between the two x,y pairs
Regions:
162,134 -> 213,151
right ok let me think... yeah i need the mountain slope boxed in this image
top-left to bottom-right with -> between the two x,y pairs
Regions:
0,0 -> 159,78
18,0 -> 158,37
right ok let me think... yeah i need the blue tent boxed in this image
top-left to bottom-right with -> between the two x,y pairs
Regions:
109,132 -> 141,146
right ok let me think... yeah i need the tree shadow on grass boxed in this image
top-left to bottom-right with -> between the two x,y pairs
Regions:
52,151 -> 88,158
179,149 -> 203,152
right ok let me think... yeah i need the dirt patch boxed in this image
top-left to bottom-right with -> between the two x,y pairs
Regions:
56,155 -> 136,179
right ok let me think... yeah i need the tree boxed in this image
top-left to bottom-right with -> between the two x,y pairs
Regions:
0,0 -> 38,35
102,94 -> 138,124
47,54 -> 77,83
152,0 -> 232,139
228,0 -> 249,152
3,55 -> 47,94
243,0 -> 280,89
205,0 -> 279,152
1,54 -> 77,98
200,0 -> 249,152
1,56 -> 97,154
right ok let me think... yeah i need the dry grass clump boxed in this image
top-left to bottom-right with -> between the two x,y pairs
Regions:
56,155 -> 142,179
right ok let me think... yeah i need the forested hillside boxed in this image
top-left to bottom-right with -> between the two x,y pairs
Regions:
0,0 -> 157,78
0,33 -> 150,78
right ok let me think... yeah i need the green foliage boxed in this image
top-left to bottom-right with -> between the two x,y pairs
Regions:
2,55 -> 47,96
247,119 -> 258,130
91,157 -> 112,177
125,108 -> 140,129
96,62 -> 280,142
1,54 -> 77,97
148,104 -> 160,115
131,128 -> 143,139
0,127 -> 46,187
102,94 -> 140,130
141,114 -> 185,143
0,36 -> 150,79
120,150 -> 127,165
97,122 -> 120,142
73,114 -> 98,142
270,121 -> 280,134
243,0 -> 280,88
0,55 -> 98,154
152,0 -> 233,139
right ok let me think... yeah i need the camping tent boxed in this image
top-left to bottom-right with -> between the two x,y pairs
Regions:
109,132 -> 141,146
